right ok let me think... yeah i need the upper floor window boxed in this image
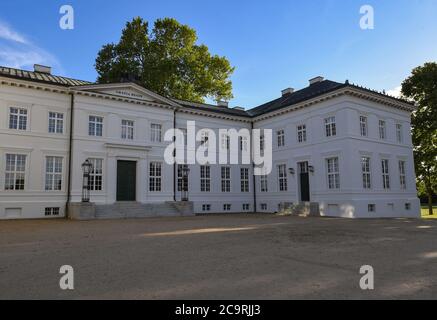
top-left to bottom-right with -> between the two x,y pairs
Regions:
9,107 -> 27,130
89,116 -> 103,137
361,156 -> 371,189
240,168 -> 249,192
399,160 -> 406,190
121,119 -> 134,140
88,158 -> 103,191
297,124 -> 306,143
239,136 -> 248,151
381,159 -> 390,189
150,123 -> 162,142
379,120 -> 386,140
260,133 -> 265,151
45,156 -> 63,191
360,116 -> 368,137
48,112 -> 64,134
325,116 -> 336,137
277,129 -> 285,147
200,130 -> 209,147
278,164 -> 288,192
200,165 -> 211,192
4,154 -> 26,190
221,166 -> 231,192
221,133 -> 230,150
326,157 -> 340,189
149,162 -> 162,192
396,124 -> 403,143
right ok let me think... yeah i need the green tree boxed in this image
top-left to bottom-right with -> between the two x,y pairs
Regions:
402,62 -> 437,215
95,17 -> 234,103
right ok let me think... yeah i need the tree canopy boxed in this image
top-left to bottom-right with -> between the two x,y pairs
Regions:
95,17 -> 234,103
402,62 -> 437,214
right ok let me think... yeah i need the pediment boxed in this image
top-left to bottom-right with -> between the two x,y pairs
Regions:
73,82 -> 180,107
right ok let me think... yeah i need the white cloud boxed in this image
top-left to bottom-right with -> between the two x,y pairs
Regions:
0,20 -> 62,72
387,86 -> 402,98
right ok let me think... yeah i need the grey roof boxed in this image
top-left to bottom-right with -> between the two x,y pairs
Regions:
0,66 -> 92,86
0,65 -> 412,117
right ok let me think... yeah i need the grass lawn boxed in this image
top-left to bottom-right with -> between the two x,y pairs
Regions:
421,205 -> 437,219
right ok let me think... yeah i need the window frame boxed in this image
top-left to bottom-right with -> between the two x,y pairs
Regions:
221,166 -> 231,192
326,157 -> 340,190
278,164 -> 288,192
9,107 -> 28,131
4,153 -> 27,191
121,119 -> 134,140
240,167 -> 249,192
89,115 -> 103,137
48,111 -> 64,134
200,165 -> 211,192
150,123 -> 162,143
149,161 -> 162,192
324,116 -> 336,137
297,124 -> 307,143
45,156 -> 63,191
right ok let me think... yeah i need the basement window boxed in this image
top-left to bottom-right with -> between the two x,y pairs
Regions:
45,207 -> 60,216
260,203 -> 267,211
242,204 -> 250,211
223,204 -> 231,211
202,204 -> 211,212
405,203 -> 411,210
368,204 -> 376,213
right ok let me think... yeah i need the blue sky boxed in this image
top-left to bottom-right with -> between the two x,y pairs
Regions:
1,0 -> 437,107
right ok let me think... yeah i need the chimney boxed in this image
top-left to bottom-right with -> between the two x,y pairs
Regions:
281,87 -> 294,97
217,100 -> 229,108
33,64 -> 52,74
233,106 -> 245,111
309,76 -> 324,85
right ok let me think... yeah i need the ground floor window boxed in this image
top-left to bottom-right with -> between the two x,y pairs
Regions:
278,164 -> 287,191
45,156 -> 63,191
240,168 -> 249,192
4,153 -> 26,190
88,158 -> 103,191
326,157 -> 340,189
200,165 -> 211,192
149,162 -> 162,192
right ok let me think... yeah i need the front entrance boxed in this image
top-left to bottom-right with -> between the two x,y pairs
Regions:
116,160 -> 136,201
298,161 -> 310,202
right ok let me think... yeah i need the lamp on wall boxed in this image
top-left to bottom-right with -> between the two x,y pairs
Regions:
288,168 -> 295,175
81,159 -> 93,203
308,165 -> 315,174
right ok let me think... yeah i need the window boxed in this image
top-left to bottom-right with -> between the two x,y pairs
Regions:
45,156 -> 63,191
121,119 -> 134,140
399,160 -> 406,190
360,116 -> 368,137
202,204 -> 211,212
260,173 -> 268,192
381,159 -> 390,189
223,204 -> 231,211
151,123 -> 162,142
260,134 -> 264,152
4,154 -> 26,190
405,203 -> 411,210
368,204 -> 376,212
179,128 -> 187,146
200,165 -> 210,192
177,164 -> 188,192
48,112 -> 64,134
326,157 -> 340,189
221,133 -> 230,150
45,207 -> 60,216
240,168 -> 249,192
149,162 -> 162,192
379,120 -> 386,140
221,167 -> 231,192
9,107 -> 27,130
277,129 -> 285,147
325,116 -> 336,137
396,124 -> 403,143
89,116 -> 103,136
200,130 -> 209,147
297,124 -> 306,143
361,156 -> 371,189
278,164 -> 288,191
239,136 -> 248,151
242,204 -> 250,211
88,158 -> 103,191
260,203 -> 267,211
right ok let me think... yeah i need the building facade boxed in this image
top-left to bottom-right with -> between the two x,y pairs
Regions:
0,65 -> 420,219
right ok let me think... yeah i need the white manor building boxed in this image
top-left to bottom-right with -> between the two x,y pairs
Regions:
0,65 -> 420,219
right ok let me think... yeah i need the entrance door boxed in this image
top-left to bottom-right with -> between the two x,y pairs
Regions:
298,161 -> 310,202
116,160 -> 136,201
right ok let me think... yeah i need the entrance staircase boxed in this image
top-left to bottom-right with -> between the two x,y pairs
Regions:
93,201 -> 194,220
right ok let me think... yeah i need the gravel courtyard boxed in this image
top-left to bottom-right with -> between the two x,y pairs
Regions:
1,214 -> 436,299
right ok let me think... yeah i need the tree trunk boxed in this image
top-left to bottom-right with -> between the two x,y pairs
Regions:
428,192 -> 434,216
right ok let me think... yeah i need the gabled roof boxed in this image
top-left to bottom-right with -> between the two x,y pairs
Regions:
0,65 -> 414,118
0,66 -> 92,86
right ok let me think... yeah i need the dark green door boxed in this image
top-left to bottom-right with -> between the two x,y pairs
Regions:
298,162 -> 310,202
117,160 -> 136,201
